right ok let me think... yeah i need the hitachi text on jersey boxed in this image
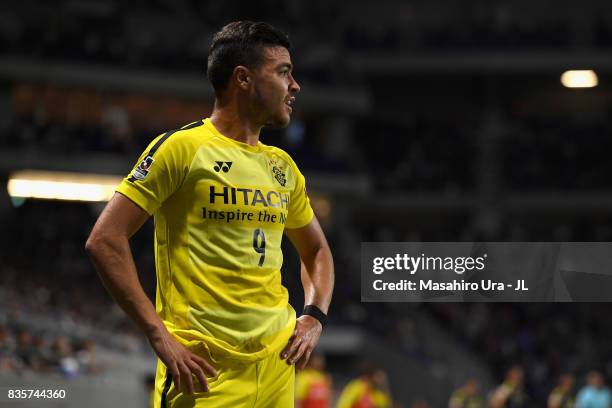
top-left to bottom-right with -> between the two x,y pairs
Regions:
209,185 -> 290,209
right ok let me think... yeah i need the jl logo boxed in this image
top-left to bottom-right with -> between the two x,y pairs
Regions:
213,161 -> 232,173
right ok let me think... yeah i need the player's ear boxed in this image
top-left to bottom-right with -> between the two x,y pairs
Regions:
234,66 -> 251,90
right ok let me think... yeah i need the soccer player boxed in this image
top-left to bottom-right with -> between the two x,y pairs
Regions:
576,371 -> 611,408
448,378 -> 482,408
296,353 -> 332,408
336,365 -> 393,408
548,373 -> 574,408
489,366 -> 530,408
85,21 -> 334,408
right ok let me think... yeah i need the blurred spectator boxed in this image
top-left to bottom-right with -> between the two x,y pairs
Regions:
15,328 -> 45,371
52,335 -> 79,378
76,340 -> 99,374
31,333 -> 52,371
0,323 -> 103,378
0,325 -> 17,373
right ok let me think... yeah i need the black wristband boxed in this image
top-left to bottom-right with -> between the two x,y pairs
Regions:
302,305 -> 327,328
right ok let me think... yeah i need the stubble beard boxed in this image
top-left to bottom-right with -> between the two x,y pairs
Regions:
254,84 -> 290,129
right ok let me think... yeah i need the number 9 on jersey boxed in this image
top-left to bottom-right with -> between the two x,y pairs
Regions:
253,228 -> 266,266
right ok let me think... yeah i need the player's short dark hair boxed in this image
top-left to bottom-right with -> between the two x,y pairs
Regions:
207,21 -> 291,95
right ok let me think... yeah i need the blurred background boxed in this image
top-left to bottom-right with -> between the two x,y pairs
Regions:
1,0 -> 612,407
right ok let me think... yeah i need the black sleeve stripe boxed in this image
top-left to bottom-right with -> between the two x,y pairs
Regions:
160,370 -> 172,408
148,119 -> 204,157
127,120 -> 204,182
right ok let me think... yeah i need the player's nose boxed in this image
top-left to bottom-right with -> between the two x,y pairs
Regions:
289,74 -> 300,94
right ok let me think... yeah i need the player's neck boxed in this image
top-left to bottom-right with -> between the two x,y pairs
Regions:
210,103 -> 261,147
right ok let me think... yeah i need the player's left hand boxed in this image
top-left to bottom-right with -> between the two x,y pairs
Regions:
280,315 -> 322,369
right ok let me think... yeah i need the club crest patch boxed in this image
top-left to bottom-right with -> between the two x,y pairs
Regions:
132,156 -> 154,180
268,158 -> 287,187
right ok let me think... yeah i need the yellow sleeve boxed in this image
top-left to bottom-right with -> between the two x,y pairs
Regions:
295,371 -> 312,401
336,380 -> 363,408
116,132 -> 191,215
286,159 -> 314,229
372,389 -> 392,408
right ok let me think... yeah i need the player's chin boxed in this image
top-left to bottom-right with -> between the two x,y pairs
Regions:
266,112 -> 291,129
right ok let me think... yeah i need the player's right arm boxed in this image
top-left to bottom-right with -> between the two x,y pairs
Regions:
89,126 -> 215,394
85,193 -> 216,395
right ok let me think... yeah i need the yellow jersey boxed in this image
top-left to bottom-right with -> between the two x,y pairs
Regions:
296,368 -> 332,408
116,118 -> 314,362
449,388 -> 483,408
336,378 -> 391,408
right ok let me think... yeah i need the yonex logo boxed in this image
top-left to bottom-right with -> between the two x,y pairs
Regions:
213,161 -> 233,173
